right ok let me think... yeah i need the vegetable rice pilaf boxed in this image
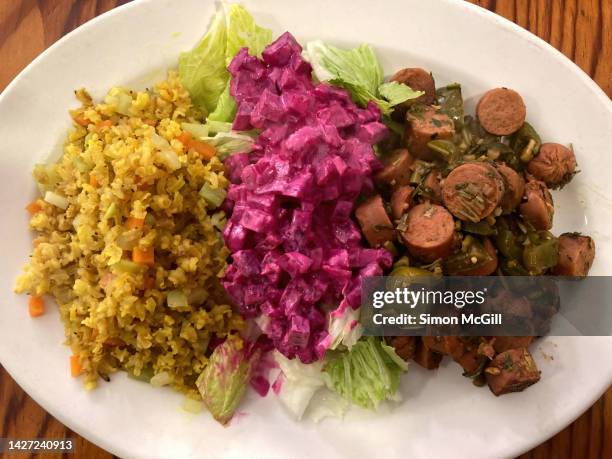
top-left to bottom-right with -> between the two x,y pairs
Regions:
15,72 -> 243,396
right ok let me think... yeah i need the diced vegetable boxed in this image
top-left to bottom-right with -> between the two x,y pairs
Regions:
110,259 -> 143,274
132,247 -> 155,266
126,217 -> 145,230
177,131 -> 193,146
89,173 -> 99,187
28,295 -> 45,317
150,371 -> 172,387
103,202 -> 117,220
199,184 -> 227,208
43,191 -> 69,210
523,232 -> 559,274
189,139 -> 217,159
167,290 -> 189,309
180,123 -> 209,138
157,149 -> 182,171
181,398 -> 204,413
70,355 -> 82,377
26,200 -> 43,215
127,366 -> 154,383
510,122 -> 541,163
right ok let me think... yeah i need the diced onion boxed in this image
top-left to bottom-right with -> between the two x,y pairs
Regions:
181,122 -> 209,138
150,371 -> 172,387
158,149 -> 182,171
44,191 -> 69,209
181,397 -> 203,414
167,290 -> 189,309
151,132 -> 170,149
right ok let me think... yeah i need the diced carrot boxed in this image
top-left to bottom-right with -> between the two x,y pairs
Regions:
96,119 -> 113,129
89,173 -> 99,188
132,246 -> 155,265
143,119 -> 157,127
177,131 -> 193,145
74,115 -> 91,127
126,216 -> 145,230
28,295 -> 45,317
188,139 -> 217,160
70,355 -> 83,377
26,200 -> 43,215
33,238 -> 41,247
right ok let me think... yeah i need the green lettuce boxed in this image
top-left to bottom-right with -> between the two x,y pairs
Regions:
179,3 -> 272,119
323,336 -> 407,410
304,40 -> 423,115
196,339 -> 259,425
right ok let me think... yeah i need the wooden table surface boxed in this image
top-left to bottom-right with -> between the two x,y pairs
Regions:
0,0 -> 610,458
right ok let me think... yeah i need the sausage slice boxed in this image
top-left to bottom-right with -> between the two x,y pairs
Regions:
552,233 -> 595,277
527,143 -> 577,188
485,348 -> 541,396
519,179 -> 554,230
375,148 -> 414,189
390,67 -> 436,106
442,162 -> 505,222
390,185 -> 414,220
496,163 -> 525,213
401,203 -> 455,262
413,338 -> 443,369
477,88 -> 526,136
406,107 -> 455,160
355,195 -> 395,248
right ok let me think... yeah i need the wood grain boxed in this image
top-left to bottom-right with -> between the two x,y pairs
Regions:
0,1 -> 610,458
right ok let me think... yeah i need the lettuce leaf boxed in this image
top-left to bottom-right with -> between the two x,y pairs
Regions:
323,336 -> 407,410
179,3 -> 272,118
304,40 -> 423,115
196,339 -> 259,425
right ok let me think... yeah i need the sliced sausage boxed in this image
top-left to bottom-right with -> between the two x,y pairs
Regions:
413,338 -> 443,369
390,185 -> 414,220
496,163 -> 525,213
421,169 -> 443,203
461,238 -> 498,276
386,336 -> 417,361
477,87 -> 526,136
527,143 -> 577,188
442,162 -> 505,222
390,67 -> 436,106
552,233 -> 595,277
375,148 -> 414,189
492,336 -> 535,354
355,195 -> 395,248
519,179 -> 554,230
485,348 -> 541,396
401,203 -> 455,262
406,107 -> 455,161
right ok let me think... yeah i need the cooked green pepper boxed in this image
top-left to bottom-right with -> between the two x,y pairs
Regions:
462,220 -> 496,236
495,228 -> 523,260
522,233 -> 559,274
427,139 -> 458,163
127,366 -> 154,383
443,238 -> 492,275
510,122 -> 541,164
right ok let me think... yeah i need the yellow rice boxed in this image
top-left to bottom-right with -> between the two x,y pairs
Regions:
15,72 -> 243,396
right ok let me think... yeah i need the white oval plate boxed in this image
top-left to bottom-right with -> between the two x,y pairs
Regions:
1,1 -> 611,458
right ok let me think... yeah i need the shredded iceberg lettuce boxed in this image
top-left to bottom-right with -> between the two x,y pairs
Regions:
324,337 -> 407,410
179,3 -> 272,119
